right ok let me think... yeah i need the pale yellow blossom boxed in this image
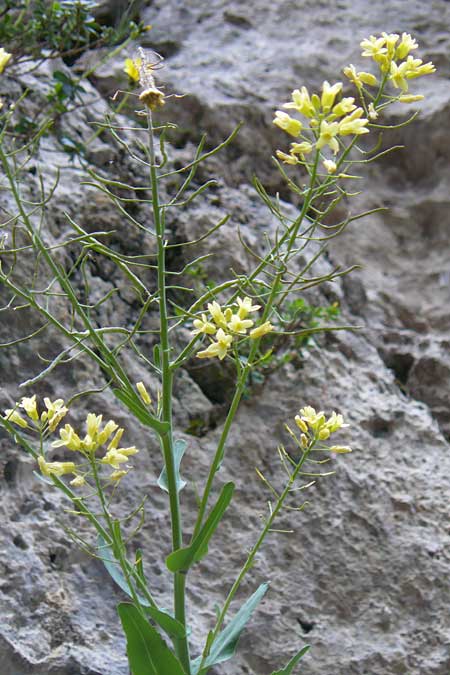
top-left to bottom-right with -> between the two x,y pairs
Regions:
3,409 -> 28,428
136,381 -> 152,405
236,296 -> 261,319
396,33 -> 418,60
283,87 -> 316,117
38,456 -> 76,477
227,314 -> 254,334
273,111 -> 302,137
70,475 -> 86,487
290,141 -> 313,157
276,150 -> 298,165
321,81 -> 343,113
196,328 -> 233,360
20,395 -> 39,421
339,108 -> 369,136
316,120 -> 340,154
249,321 -> 274,339
52,424 -> 82,451
192,313 -> 217,336
323,159 -> 337,174
329,445 -> 352,453
0,48 -> 12,74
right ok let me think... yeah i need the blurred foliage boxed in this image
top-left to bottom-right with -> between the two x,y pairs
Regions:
0,1 -> 144,62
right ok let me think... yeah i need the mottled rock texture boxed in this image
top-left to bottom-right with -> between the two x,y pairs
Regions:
1,1 -> 449,674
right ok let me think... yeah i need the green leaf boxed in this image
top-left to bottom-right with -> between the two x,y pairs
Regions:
99,539 -> 186,640
192,583 -> 269,674
98,535 -> 150,606
270,645 -> 311,674
144,606 -> 187,640
118,603 -> 185,675
113,388 -> 169,435
158,438 -> 187,494
166,483 -> 235,573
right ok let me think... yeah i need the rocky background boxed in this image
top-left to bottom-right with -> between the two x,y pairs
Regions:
1,1 -> 449,674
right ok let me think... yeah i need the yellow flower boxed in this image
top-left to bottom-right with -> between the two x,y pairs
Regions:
290,141 -> 313,157
136,381 -> 152,405
332,97 -> 356,117
86,412 -> 103,439
52,424 -> 82,451
249,321 -> 274,339
368,103 -> 378,120
325,411 -> 349,432
316,120 -> 340,154
101,449 -> 130,469
108,427 -> 124,450
323,159 -> 337,174
339,108 -> 369,136
318,427 -> 331,440
207,301 -> 228,328
343,64 -> 378,88
294,415 -> 308,433
382,32 -> 400,59
0,48 -> 12,74
321,81 -> 343,114
360,35 -> 388,61
398,94 -> 424,103
329,445 -> 352,453
124,57 -> 142,83
396,33 -> 418,60
236,296 -> 261,319
97,420 -> 119,445
196,328 -> 233,360
298,406 -> 326,432
42,397 -> 68,431
273,111 -> 302,137
192,313 -> 217,336
283,87 -> 316,117
38,456 -> 76,477
20,395 -> 39,421
276,150 -> 298,165
227,313 -> 254,334
110,469 -> 128,482
70,475 -> 86,487
3,409 -> 28,428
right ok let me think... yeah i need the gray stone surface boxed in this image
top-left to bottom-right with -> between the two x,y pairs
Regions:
1,1 -> 450,674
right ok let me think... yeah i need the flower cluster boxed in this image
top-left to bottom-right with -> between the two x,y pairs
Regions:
274,80 -> 370,166
294,405 -> 351,453
3,396 -> 139,486
359,32 -> 435,92
192,296 -> 274,360
274,32 -> 435,170
3,395 -> 68,431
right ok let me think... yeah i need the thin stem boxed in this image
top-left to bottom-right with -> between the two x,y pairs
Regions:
198,441 -> 315,672
147,108 -> 191,673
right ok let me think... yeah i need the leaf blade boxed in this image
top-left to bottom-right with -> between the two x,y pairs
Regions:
192,582 -> 269,673
166,482 -> 234,573
118,603 -> 185,675
270,645 -> 311,674
158,438 -> 187,494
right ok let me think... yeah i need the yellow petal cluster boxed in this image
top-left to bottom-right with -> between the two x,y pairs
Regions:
192,296 -> 273,360
294,406 -> 350,451
3,395 -> 68,431
360,32 -> 435,92
275,78 -> 369,163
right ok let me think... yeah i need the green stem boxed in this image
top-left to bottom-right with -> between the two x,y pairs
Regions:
147,108 -> 191,673
198,441 -> 315,672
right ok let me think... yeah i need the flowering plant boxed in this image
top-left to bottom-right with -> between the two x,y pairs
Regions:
0,33 -> 434,674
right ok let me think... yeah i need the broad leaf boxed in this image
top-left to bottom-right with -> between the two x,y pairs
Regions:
192,582 -> 269,674
118,603 -> 185,675
99,538 -> 185,639
271,645 -> 311,674
158,438 -> 187,494
166,482 -> 234,573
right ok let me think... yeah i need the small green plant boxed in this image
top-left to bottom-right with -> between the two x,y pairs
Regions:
0,33 -> 435,674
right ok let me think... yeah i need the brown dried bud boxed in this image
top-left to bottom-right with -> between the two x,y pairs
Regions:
139,86 -> 165,110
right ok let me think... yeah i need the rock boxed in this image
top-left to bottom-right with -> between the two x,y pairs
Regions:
1,2 -> 450,674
